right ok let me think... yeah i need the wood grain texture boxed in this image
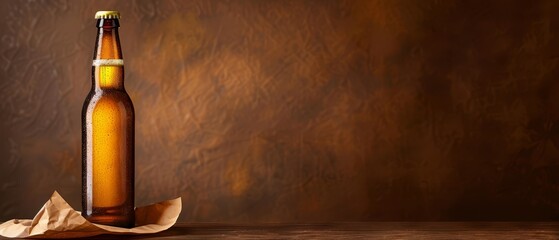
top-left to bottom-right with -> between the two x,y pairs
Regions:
8,223 -> 556,240
1,0 -> 559,222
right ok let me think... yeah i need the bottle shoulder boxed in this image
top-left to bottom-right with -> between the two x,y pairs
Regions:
83,89 -> 134,115
86,89 -> 133,101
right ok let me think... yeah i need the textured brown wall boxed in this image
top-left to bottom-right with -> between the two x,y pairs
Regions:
1,0 -> 559,222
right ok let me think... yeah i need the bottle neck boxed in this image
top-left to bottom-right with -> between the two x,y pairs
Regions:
93,19 -> 124,90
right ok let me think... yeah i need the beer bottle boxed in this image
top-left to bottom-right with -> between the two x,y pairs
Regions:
82,10 -> 135,228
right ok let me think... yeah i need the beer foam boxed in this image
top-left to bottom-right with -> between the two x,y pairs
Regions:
92,59 -> 124,66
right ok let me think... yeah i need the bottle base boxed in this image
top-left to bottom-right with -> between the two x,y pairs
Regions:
82,207 -> 135,228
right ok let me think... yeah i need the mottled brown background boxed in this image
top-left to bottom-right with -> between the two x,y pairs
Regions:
1,0 -> 559,222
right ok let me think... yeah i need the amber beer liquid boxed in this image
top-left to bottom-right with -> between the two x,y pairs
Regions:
82,11 -> 134,227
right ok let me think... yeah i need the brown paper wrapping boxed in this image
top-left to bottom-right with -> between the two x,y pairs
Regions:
0,191 -> 181,238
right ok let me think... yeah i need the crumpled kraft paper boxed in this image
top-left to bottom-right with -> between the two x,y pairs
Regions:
0,191 -> 181,238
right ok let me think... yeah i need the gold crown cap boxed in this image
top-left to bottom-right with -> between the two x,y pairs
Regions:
95,11 -> 120,19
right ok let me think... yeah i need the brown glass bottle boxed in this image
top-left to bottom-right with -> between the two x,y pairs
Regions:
82,11 -> 134,228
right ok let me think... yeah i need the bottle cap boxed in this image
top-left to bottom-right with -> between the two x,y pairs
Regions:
95,11 -> 120,19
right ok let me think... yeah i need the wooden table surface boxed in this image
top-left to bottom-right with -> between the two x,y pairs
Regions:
70,222 -> 559,239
